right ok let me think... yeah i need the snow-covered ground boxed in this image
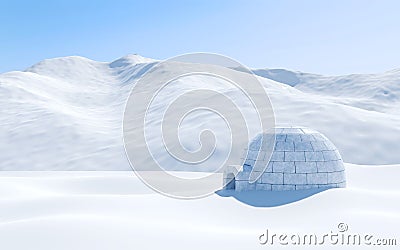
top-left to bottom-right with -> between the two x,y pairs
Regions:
0,55 -> 399,170
0,163 -> 398,249
0,55 -> 399,249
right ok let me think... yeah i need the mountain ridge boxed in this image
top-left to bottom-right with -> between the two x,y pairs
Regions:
0,54 -> 399,170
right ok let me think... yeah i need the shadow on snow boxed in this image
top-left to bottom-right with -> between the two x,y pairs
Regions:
215,188 -> 329,207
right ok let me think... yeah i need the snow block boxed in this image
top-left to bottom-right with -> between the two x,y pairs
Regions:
271,184 -> 296,191
283,173 -> 307,185
273,161 -> 295,173
307,173 -> 328,185
294,141 -> 314,152
295,161 -> 318,173
261,173 -> 284,184
305,151 -> 325,162
327,171 -> 346,184
284,151 -> 306,162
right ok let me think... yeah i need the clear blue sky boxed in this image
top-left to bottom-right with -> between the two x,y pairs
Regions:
1,0 -> 400,75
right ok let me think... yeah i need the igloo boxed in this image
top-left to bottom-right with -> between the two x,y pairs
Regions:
223,127 -> 346,191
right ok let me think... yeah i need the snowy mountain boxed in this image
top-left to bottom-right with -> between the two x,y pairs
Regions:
0,55 -> 399,170
252,68 -> 400,114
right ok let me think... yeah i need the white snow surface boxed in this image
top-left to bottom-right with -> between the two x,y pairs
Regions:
0,164 -> 398,249
252,68 -> 400,114
0,55 -> 399,170
0,55 -> 399,249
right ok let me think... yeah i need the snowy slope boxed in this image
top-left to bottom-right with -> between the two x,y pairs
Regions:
0,55 -> 399,170
252,68 -> 400,114
0,164 -> 398,249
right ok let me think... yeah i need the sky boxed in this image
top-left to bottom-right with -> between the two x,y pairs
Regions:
1,0 -> 400,75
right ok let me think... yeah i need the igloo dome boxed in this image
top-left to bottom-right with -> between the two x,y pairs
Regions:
224,127 -> 346,191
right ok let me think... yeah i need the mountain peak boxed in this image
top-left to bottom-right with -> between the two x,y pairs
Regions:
109,54 -> 156,68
